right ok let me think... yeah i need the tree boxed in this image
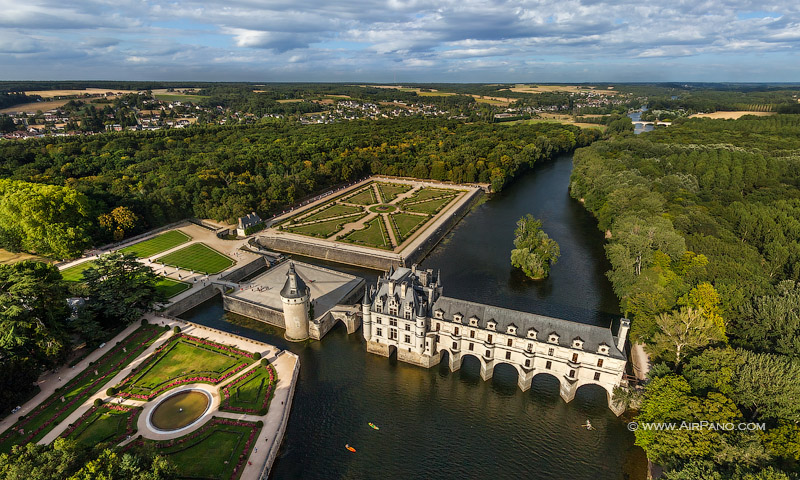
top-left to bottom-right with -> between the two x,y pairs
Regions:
730,349 -> 800,423
82,252 -> 163,328
733,281 -> 800,357
510,214 -> 560,279
647,307 -> 726,364
0,439 -> 85,480
69,449 -> 174,480
98,207 -> 139,242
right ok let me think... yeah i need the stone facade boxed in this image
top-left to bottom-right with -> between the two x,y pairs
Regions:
280,263 -> 311,341
362,265 -> 631,415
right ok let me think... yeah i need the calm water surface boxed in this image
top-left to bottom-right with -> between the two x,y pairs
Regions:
181,154 -> 645,479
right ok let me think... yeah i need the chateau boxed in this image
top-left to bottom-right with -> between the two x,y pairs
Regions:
361,265 -> 630,415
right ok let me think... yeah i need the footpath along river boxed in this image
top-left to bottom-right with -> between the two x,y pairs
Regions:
181,153 -> 646,479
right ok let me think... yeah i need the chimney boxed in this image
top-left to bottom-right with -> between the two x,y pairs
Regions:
401,282 -> 408,297
389,280 -> 395,295
616,319 -> 630,352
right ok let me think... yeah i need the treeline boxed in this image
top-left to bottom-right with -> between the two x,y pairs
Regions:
0,118 -> 596,258
0,92 -> 40,109
570,115 -> 800,478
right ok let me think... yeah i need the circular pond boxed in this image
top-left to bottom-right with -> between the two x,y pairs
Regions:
368,204 -> 397,213
149,389 -> 211,432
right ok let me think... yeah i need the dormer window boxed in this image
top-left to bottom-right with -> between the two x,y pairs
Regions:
487,320 -> 496,331
434,309 -> 443,319
469,316 -> 479,327
453,313 -> 463,324
548,333 -> 559,344
527,329 -> 537,339
597,343 -> 609,355
506,325 -> 517,335
572,338 -> 584,349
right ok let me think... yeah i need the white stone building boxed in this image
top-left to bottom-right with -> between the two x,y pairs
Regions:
363,265 -> 630,414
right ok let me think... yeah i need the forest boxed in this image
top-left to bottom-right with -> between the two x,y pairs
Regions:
570,114 -> 800,479
0,118 -> 596,258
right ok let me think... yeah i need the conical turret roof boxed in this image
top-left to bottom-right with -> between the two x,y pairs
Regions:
281,263 -> 308,299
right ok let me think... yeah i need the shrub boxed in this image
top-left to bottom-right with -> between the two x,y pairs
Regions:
107,387 -> 117,396
252,352 -> 261,361
261,358 -> 269,366
258,409 -> 267,416
93,398 -> 103,407
173,326 -> 181,334
141,318 -> 149,326
256,420 -> 264,428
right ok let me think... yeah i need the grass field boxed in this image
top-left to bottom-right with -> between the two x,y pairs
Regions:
343,217 -> 391,249
0,324 -> 164,453
300,203 -> 363,223
24,88 -> 137,98
403,197 -> 455,214
149,420 -> 260,480
155,243 -> 234,274
343,187 -> 377,205
220,364 -> 277,413
117,336 -> 253,399
389,213 -> 428,241
60,260 -> 97,282
154,277 -> 191,298
507,84 -> 618,95
118,230 -> 191,258
404,187 -> 457,203
68,405 -> 140,448
153,94 -> 209,102
377,182 -> 412,202
286,214 -> 363,237
689,111 -> 777,119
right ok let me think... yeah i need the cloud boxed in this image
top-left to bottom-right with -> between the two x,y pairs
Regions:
1,0 -> 800,80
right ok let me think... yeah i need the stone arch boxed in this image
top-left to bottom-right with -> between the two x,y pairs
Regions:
574,382 -> 624,416
532,371 -> 576,403
490,361 -> 525,390
386,344 -> 398,360
491,360 -> 526,378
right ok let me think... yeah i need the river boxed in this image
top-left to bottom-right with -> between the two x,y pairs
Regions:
180,154 -> 646,479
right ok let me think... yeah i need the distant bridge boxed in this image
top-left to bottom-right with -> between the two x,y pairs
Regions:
633,121 -> 672,126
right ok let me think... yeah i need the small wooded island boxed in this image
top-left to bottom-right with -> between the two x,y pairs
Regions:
510,214 -> 560,279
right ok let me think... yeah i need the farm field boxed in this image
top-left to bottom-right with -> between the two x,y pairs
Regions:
154,277 -> 191,298
153,93 -> 209,102
118,230 -> 191,258
0,99 -> 72,114
23,88 -> 137,98
689,111 -> 777,119
155,243 -> 234,274
507,84 -> 618,95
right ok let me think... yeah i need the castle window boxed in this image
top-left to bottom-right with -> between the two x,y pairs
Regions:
469,316 -> 478,326
405,324 -> 411,331
525,359 -> 531,367
453,313 -> 463,323
597,359 -> 604,368
376,305 -> 382,313
452,342 -> 458,350
505,351 -> 511,360
487,321 -> 496,331
404,335 -> 410,343
390,329 -> 397,340
598,344 -> 609,355
549,334 -> 559,344
488,334 -> 493,344
454,327 -> 460,336
470,330 -> 475,338
548,348 -> 554,356
435,310 -> 443,319
485,350 -> 491,357
377,318 -> 382,325
527,329 -> 537,339
404,311 -> 411,319
376,328 -> 382,336
469,343 -> 474,351
507,325 -> 516,335
594,372 -> 601,381
390,319 -> 397,327
527,343 -> 533,352
571,353 -> 579,363
546,361 -> 552,369
507,339 -> 513,347
389,307 -> 398,316
568,369 -> 575,378
572,338 -> 584,349
435,322 -> 440,331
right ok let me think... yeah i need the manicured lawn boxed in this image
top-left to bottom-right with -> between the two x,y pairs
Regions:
67,405 -> 141,448
377,182 -> 412,202
404,187 -> 457,202
118,230 -> 191,258
403,196 -> 457,215
115,334 -> 255,400
60,260 -> 96,282
0,324 -> 164,453
300,203 -> 363,223
138,419 -> 261,480
389,212 -> 428,241
220,363 -> 277,414
155,243 -> 235,274
154,277 -> 191,298
343,186 -> 377,205
343,217 -> 391,249
286,213 -> 364,237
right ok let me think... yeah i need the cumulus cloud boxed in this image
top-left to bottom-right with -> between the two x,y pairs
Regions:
1,0 -> 800,80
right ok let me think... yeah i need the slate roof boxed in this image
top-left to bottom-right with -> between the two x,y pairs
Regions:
280,263 -> 308,299
431,296 -> 625,359
238,212 -> 262,229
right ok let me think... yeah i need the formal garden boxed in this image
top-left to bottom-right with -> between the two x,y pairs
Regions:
154,242 -> 235,275
274,180 -> 466,250
118,230 -> 192,258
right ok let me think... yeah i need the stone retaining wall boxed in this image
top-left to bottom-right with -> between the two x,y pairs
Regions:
257,235 -> 401,270
220,256 -> 267,283
259,351 -> 299,480
222,295 -> 286,328
163,284 -> 221,316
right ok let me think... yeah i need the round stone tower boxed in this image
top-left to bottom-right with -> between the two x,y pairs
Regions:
280,263 -> 310,341
361,286 -> 373,341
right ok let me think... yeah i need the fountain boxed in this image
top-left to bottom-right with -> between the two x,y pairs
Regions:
149,389 -> 211,432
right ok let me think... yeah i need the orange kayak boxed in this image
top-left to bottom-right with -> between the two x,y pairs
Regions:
345,444 -> 356,452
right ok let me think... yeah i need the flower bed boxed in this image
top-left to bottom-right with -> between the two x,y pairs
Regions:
219,363 -> 278,414
60,403 -> 141,446
0,324 -> 163,451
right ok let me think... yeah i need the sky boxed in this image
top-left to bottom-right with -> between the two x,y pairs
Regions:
1,0 -> 799,82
